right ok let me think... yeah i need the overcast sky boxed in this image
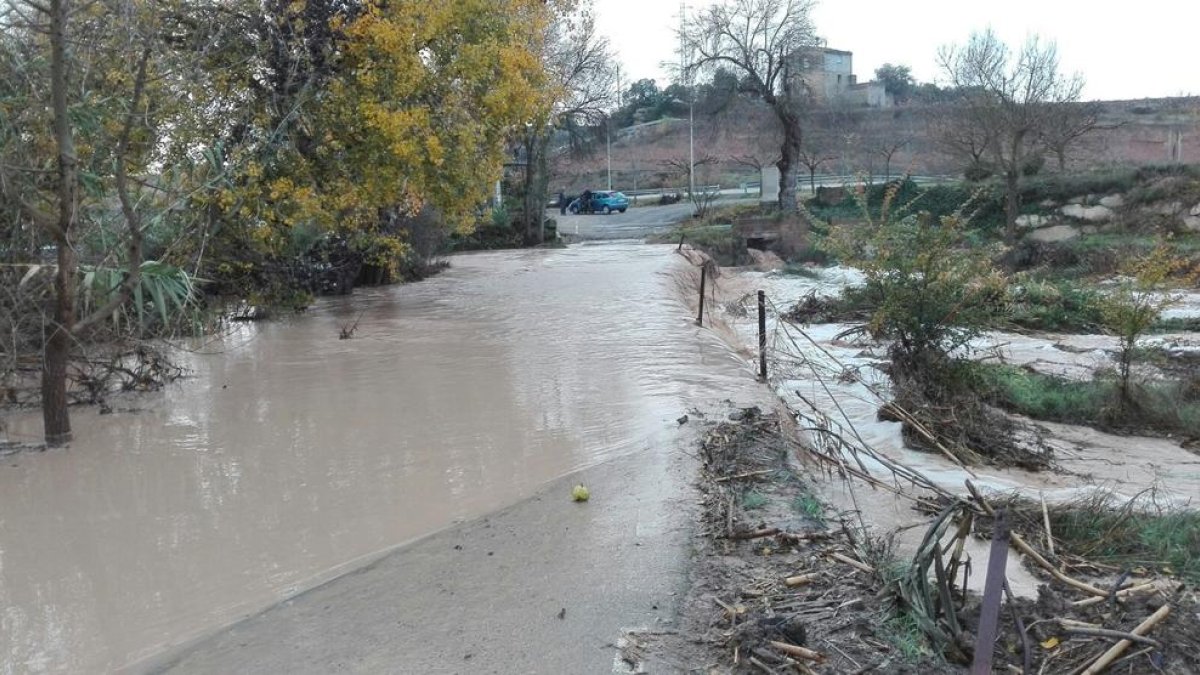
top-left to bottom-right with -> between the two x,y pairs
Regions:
592,0 -> 1199,101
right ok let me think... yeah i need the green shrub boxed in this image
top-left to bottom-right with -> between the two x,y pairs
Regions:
1004,280 -> 1107,332
825,185 -> 1006,370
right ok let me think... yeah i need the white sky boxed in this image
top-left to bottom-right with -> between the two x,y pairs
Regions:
592,0 -> 1200,101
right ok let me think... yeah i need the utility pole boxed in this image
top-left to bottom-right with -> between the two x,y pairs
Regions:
689,90 -> 695,197
679,2 -> 694,198
606,116 -> 612,190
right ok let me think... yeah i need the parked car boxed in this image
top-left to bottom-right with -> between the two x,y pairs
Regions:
567,190 -> 629,215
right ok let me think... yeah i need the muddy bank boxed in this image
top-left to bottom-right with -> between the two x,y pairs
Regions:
0,243 -> 760,673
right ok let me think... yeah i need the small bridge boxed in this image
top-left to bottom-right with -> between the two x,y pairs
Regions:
729,213 -> 816,251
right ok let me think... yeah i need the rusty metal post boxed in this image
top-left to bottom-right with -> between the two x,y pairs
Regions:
696,265 -> 707,326
971,508 -> 1010,675
758,290 -> 767,380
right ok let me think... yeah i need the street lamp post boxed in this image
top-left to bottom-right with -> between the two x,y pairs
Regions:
606,116 -> 612,191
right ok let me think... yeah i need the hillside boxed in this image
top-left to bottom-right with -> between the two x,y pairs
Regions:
552,97 -> 1200,194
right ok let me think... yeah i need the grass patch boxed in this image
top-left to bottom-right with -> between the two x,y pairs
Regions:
1004,232 -> 1200,283
1152,316 -> 1200,333
1005,280 -> 1108,332
651,223 -> 749,266
998,491 -> 1200,583
791,492 -> 825,523
965,361 -> 1200,438
880,612 -> 935,662
741,490 -> 768,510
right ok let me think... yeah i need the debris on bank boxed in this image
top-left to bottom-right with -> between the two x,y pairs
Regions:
635,407 -> 1200,674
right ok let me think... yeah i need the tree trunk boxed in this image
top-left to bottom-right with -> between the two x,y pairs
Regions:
533,130 -> 552,244
43,0 -> 78,446
521,132 -> 536,244
42,250 -> 75,446
1004,169 -> 1020,245
776,108 -> 802,213
809,168 -> 816,194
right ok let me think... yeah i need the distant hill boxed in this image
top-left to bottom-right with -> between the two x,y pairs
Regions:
551,97 -> 1200,194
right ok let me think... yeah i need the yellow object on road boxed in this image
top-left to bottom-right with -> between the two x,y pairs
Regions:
572,484 -> 590,502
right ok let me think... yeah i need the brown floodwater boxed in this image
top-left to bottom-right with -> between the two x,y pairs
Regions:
0,243 -> 753,674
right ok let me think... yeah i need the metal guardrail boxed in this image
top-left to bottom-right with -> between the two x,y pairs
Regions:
615,175 -> 955,199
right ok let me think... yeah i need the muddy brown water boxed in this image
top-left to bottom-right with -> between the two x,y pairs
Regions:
0,243 -> 754,674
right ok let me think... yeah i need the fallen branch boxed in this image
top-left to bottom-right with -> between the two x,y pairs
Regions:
1062,626 -> 1162,649
748,655 -> 778,674
784,572 -> 819,587
966,481 -> 1108,598
1040,493 -> 1056,558
715,469 -> 774,482
729,527 -> 780,540
1010,532 -> 1109,597
829,552 -> 875,573
1071,582 -> 1157,608
778,531 -> 833,544
713,597 -> 743,620
768,640 -> 825,662
1080,604 -> 1170,675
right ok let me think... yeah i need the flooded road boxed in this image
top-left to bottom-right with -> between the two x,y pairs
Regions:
0,243 -> 757,674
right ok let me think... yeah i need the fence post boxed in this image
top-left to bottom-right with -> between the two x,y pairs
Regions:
758,290 -> 767,380
971,509 -> 1010,675
696,265 -> 707,326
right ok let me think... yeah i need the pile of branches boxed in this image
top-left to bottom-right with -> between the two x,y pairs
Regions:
893,489 -> 1200,673
883,352 -> 1054,471
69,345 -> 188,406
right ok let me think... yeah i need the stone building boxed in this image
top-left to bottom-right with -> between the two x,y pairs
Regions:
792,46 -> 892,108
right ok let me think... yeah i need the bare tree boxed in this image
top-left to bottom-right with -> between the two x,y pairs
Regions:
939,29 -> 1088,243
876,137 -> 910,182
796,137 -> 835,195
928,101 -> 999,178
728,105 -> 782,179
1040,100 -> 1108,171
519,1 -> 616,243
663,153 -> 720,217
681,0 -> 818,213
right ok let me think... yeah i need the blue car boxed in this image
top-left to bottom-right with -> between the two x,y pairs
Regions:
568,190 -> 629,215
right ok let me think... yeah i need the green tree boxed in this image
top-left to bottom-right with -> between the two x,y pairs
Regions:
1100,246 -> 1181,403
874,63 -> 915,103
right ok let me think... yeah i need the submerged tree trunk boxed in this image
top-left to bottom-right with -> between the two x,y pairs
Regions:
42,255 -> 75,445
43,0 -> 78,446
521,131 -> 537,244
533,130 -> 552,244
776,107 -> 802,213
